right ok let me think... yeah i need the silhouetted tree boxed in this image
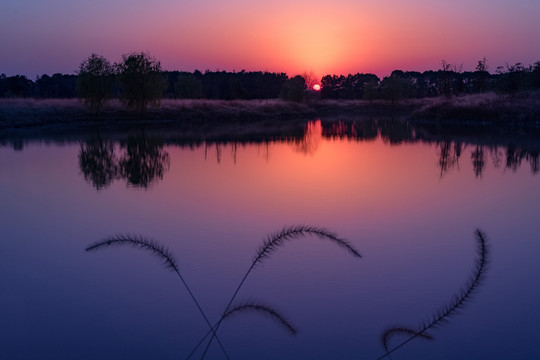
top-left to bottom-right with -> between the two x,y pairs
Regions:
473,57 -> 489,93
439,60 -> 453,99
0,74 -> 6,97
259,71 -> 288,99
320,75 -> 340,98
452,64 -> 465,95
117,52 -> 167,115
1,75 -> 34,97
363,79 -> 379,102
174,73 -> 203,99
227,76 -> 244,100
302,71 -> 318,104
37,74 -> 77,98
320,73 -> 380,99
380,74 -> 410,104
495,63 -> 529,94
532,61 -> 540,89
506,63 -> 526,94
280,75 -> 306,103
77,54 -> 115,116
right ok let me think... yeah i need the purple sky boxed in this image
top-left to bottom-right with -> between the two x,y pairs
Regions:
1,0 -> 539,78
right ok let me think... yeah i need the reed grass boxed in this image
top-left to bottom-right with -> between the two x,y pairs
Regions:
222,300 -> 298,336
85,227 -> 360,360
198,225 -> 361,359
184,300 -> 297,360
254,225 -> 361,267
85,235 -> 231,360
377,229 -> 489,360
85,228 -> 489,359
381,327 -> 434,359
86,235 -> 179,271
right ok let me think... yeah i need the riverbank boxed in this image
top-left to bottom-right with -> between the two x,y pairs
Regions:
410,91 -> 540,126
1,92 -> 539,134
0,97 -> 421,131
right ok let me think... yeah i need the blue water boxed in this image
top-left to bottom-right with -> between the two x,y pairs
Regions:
1,120 -> 539,360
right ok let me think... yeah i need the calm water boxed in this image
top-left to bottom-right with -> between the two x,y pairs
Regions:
1,119 -> 539,360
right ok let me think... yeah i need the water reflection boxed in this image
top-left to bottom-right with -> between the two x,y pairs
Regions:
323,118 -> 539,177
74,120 -> 539,190
79,137 -> 117,190
505,145 -> 539,173
437,141 -> 462,178
3,118 -> 533,190
79,133 -> 170,189
2,120 -> 539,360
118,136 -> 170,188
471,146 -> 486,178
435,142 -> 540,178
293,121 -> 322,155
322,118 -> 378,141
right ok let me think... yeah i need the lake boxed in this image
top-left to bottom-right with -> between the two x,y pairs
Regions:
1,118 -> 539,360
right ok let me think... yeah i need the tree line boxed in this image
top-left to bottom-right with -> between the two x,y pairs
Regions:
321,59 -> 540,102
0,52 -> 294,115
2,53 -> 540,110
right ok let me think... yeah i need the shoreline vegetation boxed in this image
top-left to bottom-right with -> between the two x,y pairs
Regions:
2,103 -> 539,182
2,53 -> 539,133
1,91 -> 539,134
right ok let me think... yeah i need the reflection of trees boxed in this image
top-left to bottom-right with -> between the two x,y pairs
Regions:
119,136 -> 170,188
322,119 -> 378,141
74,123 -> 540,186
318,120 -> 538,177
438,141 -> 462,178
78,135 -> 170,190
379,119 -> 415,145
434,141 -> 540,178
79,138 -> 118,190
293,120 -> 322,155
471,146 -> 486,178
528,151 -> 539,174
504,146 -> 540,174
489,147 -> 503,169
505,146 -> 525,172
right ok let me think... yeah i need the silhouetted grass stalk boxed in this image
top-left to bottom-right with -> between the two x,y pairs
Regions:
185,300 -> 297,360
222,301 -> 297,335
85,235 -> 231,360
380,328 -> 434,360
377,229 -> 489,360
198,225 -> 361,359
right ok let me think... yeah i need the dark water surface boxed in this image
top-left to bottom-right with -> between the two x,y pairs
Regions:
1,119 -> 539,360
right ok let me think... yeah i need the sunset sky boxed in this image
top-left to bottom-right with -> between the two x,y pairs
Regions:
2,0 -> 539,78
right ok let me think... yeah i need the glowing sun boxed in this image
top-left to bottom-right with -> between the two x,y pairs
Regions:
313,84 -> 321,91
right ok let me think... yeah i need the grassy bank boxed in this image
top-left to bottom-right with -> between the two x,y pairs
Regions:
411,91 -> 540,126
1,93 -> 538,134
0,97 -> 421,131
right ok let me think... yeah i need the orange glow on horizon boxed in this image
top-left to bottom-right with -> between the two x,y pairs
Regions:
161,119 -> 442,221
3,1 -> 538,78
